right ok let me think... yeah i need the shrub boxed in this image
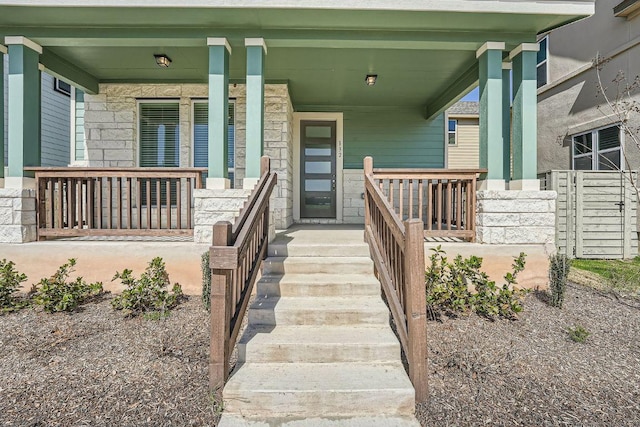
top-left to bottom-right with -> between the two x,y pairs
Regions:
111,257 -> 184,317
549,253 -> 570,308
0,259 -> 29,313
426,246 -> 529,320
201,251 -> 211,312
567,325 -> 590,343
33,259 -> 104,313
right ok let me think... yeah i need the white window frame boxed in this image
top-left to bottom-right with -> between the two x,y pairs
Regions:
537,35 -> 549,88
572,125 -> 624,171
53,78 -> 72,97
190,98 -> 236,179
448,119 -> 458,145
136,99 -> 181,167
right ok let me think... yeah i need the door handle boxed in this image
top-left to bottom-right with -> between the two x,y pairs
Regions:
331,179 -> 336,191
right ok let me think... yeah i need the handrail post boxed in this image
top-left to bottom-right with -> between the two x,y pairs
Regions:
260,156 -> 270,176
364,157 -> 374,241
404,218 -> 428,402
209,221 -> 233,390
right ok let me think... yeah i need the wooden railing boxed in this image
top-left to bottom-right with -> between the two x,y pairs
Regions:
363,156 -> 428,402
372,167 -> 485,242
209,156 -> 277,390
29,167 -> 205,238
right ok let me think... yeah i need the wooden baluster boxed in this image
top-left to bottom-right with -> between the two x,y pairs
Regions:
156,179 -> 161,229
56,178 -> 63,229
436,181 -> 443,230
399,179 -> 404,220
456,181 -> 463,232
408,179 -> 414,219
127,178 -> 132,229
146,179 -> 152,229
465,181 -> 471,232
116,177 -> 122,229
446,181 -> 452,230
136,178 -> 142,230
470,178 -> 477,242
77,179 -> 84,230
87,178 -> 94,229
418,179 -> 423,223
389,179 -> 394,207
47,178 -> 54,229
97,177 -> 103,229
68,178 -> 75,229
187,178 -> 193,230
166,178 -> 172,230
209,221 -> 232,390
427,181 -> 433,231
176,178 -> 182,229
107,178 -> 113,229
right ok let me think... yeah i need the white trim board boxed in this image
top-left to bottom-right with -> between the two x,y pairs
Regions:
293,112 -> 344,224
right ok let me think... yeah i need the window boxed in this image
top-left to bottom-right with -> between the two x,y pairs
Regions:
572,125 -> 622,171
448,119 -> 457,145
53,78 -> 72,96
537,36 -> 549,88
193,100 -> 236,187
139,102 -> 180,203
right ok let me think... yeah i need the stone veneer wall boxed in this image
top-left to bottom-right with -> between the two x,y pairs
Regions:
343,170 -> 365,224
476,191 -> 557,245
83,83 -> 293,233
0,189 -> 37,243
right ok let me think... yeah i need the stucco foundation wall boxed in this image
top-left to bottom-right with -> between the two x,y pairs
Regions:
476,190 -> 556,246
0,189 -> 37,243
343,169 -> 365,224
83,83 -> 293,231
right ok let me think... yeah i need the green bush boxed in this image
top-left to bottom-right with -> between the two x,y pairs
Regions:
567,324 -> 590,343
33,259 -> 104,313
426,246 -> 528,320
549,253 -> 570,308
201,251 -> 211,312
0,259 -> 29,313
111,257 -> 184,317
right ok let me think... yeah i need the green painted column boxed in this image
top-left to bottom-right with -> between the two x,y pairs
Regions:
206,38 -> 231,189
502,62 -> 512,182
6,37 -> 42,181
477,42 -> 505,190
0,45 -> 5,180
244,38 -> 266,186
510,44 -> 539,190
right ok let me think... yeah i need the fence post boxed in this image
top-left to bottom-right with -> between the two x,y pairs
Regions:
209,221 -> 232,390
404,218 -> 428,402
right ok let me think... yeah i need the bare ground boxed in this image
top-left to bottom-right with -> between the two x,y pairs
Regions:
1,284 -> 639,426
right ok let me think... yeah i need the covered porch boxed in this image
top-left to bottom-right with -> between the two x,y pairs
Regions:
0,1 -> 593,243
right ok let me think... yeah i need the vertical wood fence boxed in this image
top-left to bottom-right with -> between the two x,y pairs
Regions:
371,167 -> 484,241
209,157 -> 277,390
30,168 -> 205,238
363,156 -> 428,402
541,170 -> 638,259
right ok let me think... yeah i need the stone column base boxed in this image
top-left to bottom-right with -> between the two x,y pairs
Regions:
476,190 -> 557,247
0,188 -> 37,243
193,188 -> 253,243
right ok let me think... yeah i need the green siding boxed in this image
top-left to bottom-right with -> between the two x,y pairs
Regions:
41,72 -> 70,167
342,107 -> 444,169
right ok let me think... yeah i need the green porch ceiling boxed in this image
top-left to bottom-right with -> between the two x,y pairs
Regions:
0,4 -> 592,111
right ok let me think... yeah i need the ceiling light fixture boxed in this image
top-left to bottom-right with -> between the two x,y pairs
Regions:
365,74 -> 378,86
154,54 -> 172,68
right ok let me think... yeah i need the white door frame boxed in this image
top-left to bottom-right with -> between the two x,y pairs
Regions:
293,112 -> 344,223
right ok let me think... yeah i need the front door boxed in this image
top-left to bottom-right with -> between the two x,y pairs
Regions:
300,120 -> 337,219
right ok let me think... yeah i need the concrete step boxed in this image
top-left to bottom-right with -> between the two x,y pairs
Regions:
256,273 -> 380,297
223,362 -> 415,419
248,295 -> 389,327
238,325 -> 400,363
219,415 -> 421,426
262,257 -> 373,275
268,242 -> 370,258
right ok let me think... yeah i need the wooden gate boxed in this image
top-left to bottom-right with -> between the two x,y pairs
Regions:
542,171 -> 637,259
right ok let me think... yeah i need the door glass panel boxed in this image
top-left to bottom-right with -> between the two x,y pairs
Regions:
305,196 -> 332,206
305,179 -> 331,192
305,126 -> 332,138
305,161 -> 331,174
305,144 -> 332,156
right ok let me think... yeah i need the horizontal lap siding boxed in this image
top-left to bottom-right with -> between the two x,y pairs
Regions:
447,118 -> 479,169
40,73 -> 71,167
343,108 -> 444,169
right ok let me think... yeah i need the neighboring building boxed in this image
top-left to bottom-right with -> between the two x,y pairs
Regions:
537,0 -> 640,173
446,101 -> 479,169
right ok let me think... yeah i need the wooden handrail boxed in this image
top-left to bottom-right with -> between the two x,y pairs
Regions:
363,156 -> 428,402
30,167 -> 205,238
208,156 -> 277,391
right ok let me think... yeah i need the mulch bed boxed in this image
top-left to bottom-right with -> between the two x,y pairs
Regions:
1,284 -> 639,426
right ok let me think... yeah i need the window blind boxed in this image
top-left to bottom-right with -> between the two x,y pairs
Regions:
193,101 -> 235,187
139,103 -> 180,168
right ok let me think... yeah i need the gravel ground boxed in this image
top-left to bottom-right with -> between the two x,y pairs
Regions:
1,284 -> 639,426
